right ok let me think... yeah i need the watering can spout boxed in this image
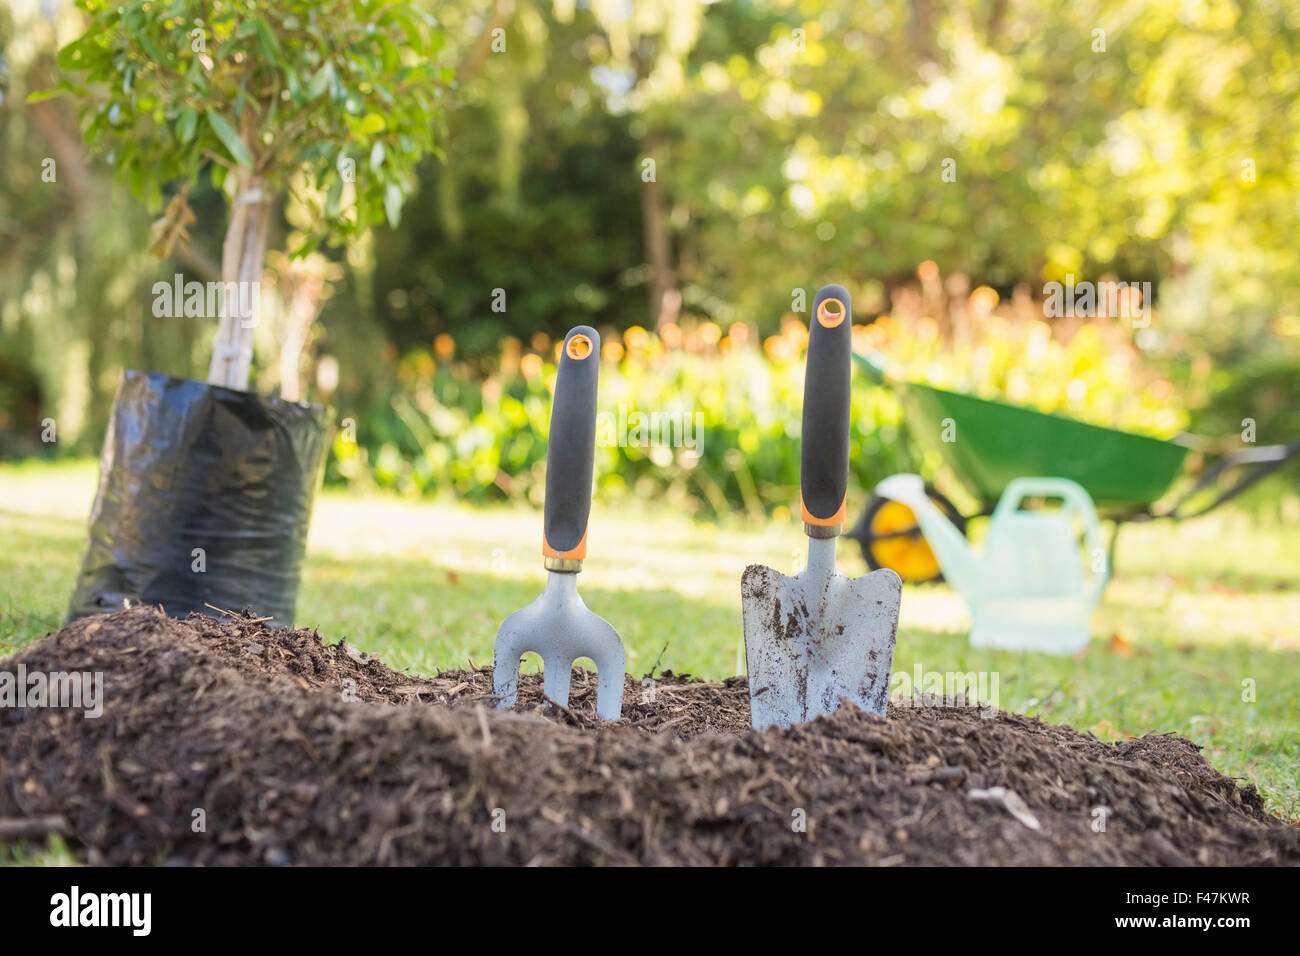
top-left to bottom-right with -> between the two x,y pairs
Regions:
874,474 -> 983,597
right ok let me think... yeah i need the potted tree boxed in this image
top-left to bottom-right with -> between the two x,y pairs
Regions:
35,0 -> 450,624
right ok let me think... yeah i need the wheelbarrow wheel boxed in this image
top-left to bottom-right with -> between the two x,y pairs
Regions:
848,486 -> 966,585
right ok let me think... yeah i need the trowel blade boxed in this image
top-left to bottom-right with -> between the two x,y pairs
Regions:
741,563 -> 902,730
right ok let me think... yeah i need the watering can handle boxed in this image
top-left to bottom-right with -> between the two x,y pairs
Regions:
995,478 -> 1109,601
542,326 -> 600,570
801,284 -> 852,536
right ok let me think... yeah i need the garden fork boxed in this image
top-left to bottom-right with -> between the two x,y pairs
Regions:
492,327 -> 625,720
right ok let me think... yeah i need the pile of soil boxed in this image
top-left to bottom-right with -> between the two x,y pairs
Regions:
2,607 -> 1296,865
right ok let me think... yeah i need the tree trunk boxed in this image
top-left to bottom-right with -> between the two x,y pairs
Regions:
207,169 -> 271,391
640,142 -> 679,329
277,267 -> 328,402
277,306 -> 310,402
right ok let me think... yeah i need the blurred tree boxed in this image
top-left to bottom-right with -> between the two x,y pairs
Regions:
579,0 -> 707,328
690,0 -> 1300,338
1,1 -> 169,455
35,0 -> 451,391
369,0 -> 646,359
5,0 -> 1299,468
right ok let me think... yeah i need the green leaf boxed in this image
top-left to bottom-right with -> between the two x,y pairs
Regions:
389,8 -> 427,54
326,178 -> 343,218
177,106 -> 198,143
138,33 -> 164,63
378,35 -> 400,74
384,181 -> 403,228
233,84 -> 260,111
358,113 -> 386,135
306,62 -> 334,100
25,87 -> 66,104
144,174 -> 163,213
254,19 -> 284,65
206,111 -> 254,167
56,37 -> 90,71
216,36 -> 242,61
188,56 -> 209,93
355,188 -> 370,229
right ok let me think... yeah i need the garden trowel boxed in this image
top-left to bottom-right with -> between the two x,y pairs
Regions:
742,284 -> 902,730
493,327 -> 626,720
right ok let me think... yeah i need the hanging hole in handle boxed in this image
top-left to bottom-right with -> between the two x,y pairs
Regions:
1015,494 -> 1087,532
1017,494 -> 1067,512
1013,494 -> 1094,551
565,334 -> 593,360
816,298 -> 847,328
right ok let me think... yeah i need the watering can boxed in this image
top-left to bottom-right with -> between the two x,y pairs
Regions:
873,475 -> 1108,654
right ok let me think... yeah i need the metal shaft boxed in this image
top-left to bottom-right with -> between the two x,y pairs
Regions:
543,567 -> 579,596
805,534 -> 837,583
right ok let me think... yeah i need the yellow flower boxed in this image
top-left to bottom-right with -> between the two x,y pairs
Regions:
434,333 -> 455,361
782,316 -> 808,348
624,325 -> 650,350
764,335 -> 794,362
969,285 -> 999,316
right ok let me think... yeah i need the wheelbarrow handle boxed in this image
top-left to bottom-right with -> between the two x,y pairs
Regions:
1160,440 -> 1300,521
542,326 -> 600,569
801,284 -> 852,535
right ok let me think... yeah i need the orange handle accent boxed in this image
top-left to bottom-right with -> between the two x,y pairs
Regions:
801,493 -> 846,527
543,528 -> 588,561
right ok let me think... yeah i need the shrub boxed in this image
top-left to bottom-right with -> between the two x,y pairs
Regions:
328,279 -> 1187,517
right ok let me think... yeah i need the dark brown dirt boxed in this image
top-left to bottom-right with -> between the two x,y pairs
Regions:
1,607 -> 1296,866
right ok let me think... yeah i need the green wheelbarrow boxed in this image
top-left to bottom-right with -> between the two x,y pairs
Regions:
847,351 -> 1300,585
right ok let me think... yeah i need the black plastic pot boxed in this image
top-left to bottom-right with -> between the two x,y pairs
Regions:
68,370 -> 331,626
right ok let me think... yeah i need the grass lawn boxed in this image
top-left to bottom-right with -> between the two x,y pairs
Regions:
1,459 -> 1298,824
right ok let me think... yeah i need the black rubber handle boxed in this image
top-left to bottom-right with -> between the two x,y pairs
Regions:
543,326 -> 600,558
801,284 -> 852,527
